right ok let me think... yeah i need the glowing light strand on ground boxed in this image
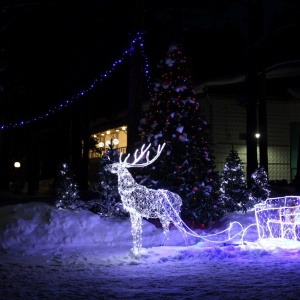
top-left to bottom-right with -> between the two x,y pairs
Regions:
0,32 -> 151,130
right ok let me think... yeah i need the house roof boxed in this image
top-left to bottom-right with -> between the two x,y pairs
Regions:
195,60 -> 300,100
90,61 -> 300,135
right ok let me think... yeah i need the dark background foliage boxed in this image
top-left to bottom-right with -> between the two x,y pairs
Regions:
0,0 -> 299,192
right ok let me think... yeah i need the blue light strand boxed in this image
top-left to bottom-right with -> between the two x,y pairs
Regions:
0,32 -> 152,131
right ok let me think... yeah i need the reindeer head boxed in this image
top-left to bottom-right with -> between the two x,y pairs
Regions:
105,143 -> 166,174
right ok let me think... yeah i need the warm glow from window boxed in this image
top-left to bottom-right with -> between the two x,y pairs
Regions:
89,125 -> 127,158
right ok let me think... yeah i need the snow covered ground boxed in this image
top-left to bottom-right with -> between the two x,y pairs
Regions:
1,201 -> 300,299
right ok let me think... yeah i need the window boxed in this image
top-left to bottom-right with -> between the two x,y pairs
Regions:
89,126 -> 127,158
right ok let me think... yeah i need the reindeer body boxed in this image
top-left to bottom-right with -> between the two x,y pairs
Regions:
105,144 -> 188,254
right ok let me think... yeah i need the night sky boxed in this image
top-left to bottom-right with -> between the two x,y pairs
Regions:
1,0 -> 299,127
0,0 -> 300,183
0,0 -> 250,124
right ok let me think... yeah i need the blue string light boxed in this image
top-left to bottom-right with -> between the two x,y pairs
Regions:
0,32 -> 152,131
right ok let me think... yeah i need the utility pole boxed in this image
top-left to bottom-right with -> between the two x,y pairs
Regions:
246,0 -> 265,183
294,134 -> 300,193
127,0 -> 144,154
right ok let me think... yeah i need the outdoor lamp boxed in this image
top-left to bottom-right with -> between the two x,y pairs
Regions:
14,162 -> 21,168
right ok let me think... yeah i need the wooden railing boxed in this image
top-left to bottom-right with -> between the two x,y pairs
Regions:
89,147 -> 127,159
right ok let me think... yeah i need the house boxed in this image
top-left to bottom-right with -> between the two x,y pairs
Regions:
89,62 -> 300,185
195,61 -> 300,184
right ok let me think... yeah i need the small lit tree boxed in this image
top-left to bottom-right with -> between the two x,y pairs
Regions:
88,145 -> 128,220
219,146 -> 249,212
248,166 -> 270,208
54,163 -> 83,210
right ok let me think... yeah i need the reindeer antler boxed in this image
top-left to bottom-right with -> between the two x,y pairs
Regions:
120,143 -> 166,168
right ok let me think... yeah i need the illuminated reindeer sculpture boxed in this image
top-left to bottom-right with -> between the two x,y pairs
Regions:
105,143 -> 188,255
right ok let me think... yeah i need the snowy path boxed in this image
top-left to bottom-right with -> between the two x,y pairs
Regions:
1,248 -> 300,299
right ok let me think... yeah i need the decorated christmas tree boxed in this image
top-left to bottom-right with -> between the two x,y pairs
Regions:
135,43 -> 223,226
219,146 -> 249,212
248,166 -> 270,208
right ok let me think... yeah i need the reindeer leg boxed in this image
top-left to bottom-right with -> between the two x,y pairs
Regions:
130,212 -> 143,255
160,219 -> 170,246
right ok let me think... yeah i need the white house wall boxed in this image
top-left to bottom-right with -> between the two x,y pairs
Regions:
201,96 -> 247,179
267,99 -> 300,182
201,95 -> 300,183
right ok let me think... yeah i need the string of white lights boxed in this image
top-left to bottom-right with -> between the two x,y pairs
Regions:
161,192 -> 258,245
0,31 -> 151,130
